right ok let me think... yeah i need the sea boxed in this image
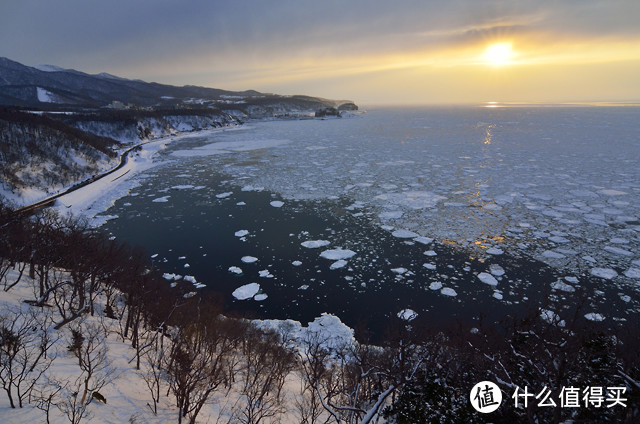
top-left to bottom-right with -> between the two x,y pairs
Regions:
101,105 -> 640,338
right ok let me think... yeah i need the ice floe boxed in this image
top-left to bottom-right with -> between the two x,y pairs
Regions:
232,283 -> 261,300
590,268 -> 618,280
320,249 -> 357,260
441,287 -> 457,297
241,256 -> 259,264
301,240 -> 331,249
397,309 -> 418,321
477,272 -> 498,286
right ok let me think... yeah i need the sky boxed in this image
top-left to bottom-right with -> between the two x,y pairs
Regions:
2,0 -> 640,105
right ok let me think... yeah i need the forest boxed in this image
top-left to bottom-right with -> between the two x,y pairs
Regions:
0,201 -> 638,423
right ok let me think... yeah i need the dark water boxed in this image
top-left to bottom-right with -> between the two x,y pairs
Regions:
101,107 -> 640,338
102,166 -> 634,339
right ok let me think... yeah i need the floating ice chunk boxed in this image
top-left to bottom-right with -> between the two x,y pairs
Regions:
598,189 -> 627,196
424,250 -> 437,256
152,196 -> 170,203
423,263 -> 437,270
493,291 -> 503,300
292,260 -> 303,266
397,309 -> 418,321
320,249 -> 356,260
259,270 -> 274,278
415,236 -> 434,245
242,185 -> 264,192
486,247 -> 504,255
270,200 -> 284,208
610,238 -> 629,244
254,293 -> 268,301
392,229 -> 419,239
441,287 -> 458,297
298,285 -> 309,290
241,256 -> 259,264
379,211 -> 403,220
429,281 -> 443,290
171,185 -> 194,190
232,283 -> 261,300
542,250 -> 566,259
551,279 -> 576,292
584,313 -> 605,322
624,268 -> 640,279
236,201 -> 246,206
235,230 -> 249,237
603,246 -> 633,257
540,309 -> 565,326
330,260 -> 348,270
582,256 -> 596,263
489,264 -> 505,276
216,192 -> 233,198
590,268 -> 618,280
564,276 -> 579,284
374,191 -> 446,209
301,240 -> 331,249
163,273 -> 178,280
477,272 -> 498,286
228,266 -> 243,275
548,236 -> 569,243
184,264 -> 190,268
183,292 -> 197,299
151,253 -> 158,258
633,259 -> 640,267
391,267 -> 408,275
483,203 -> 502,211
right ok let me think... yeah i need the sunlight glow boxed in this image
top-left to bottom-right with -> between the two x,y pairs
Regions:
483,42 -> 514,66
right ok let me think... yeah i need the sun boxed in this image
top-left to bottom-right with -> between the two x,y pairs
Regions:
483,42 -> 514,66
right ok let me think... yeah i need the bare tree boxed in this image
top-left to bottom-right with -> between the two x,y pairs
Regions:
232,327 -> 295,424
0,306 -> 57,408
57,322 -> 114,424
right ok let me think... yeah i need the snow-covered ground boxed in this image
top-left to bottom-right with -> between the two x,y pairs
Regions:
0,267 -> 355,424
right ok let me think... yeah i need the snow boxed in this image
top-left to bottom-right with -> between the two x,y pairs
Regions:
477,272 -> 499,286
232,283 -> 261,300
397,309 -> 418,321
301,240 -> 331,249
36,87 -> 55,103
319,249 -> 357,260
590,268 -> 618,280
